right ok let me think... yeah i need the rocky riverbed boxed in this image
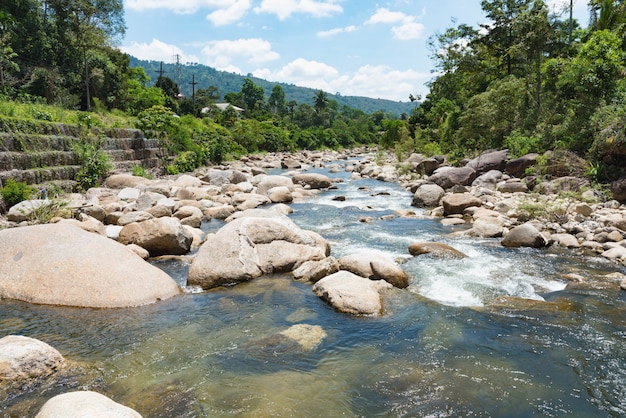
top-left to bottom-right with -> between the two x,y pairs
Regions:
2,147 -> 626,415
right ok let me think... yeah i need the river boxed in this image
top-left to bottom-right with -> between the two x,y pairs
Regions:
1,161 -> 626,417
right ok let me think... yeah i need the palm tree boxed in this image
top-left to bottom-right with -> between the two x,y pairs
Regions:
313,90 -> 328,113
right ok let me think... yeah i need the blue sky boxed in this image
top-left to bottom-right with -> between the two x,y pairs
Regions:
121,0 -> 589,102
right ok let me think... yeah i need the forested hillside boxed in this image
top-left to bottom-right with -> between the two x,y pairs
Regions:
129,57 -> 415,117
409,0 -> 626,182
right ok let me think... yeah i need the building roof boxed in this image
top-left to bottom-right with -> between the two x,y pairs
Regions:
201,102 -> 245,113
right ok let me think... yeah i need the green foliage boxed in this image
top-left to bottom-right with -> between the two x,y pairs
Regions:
419,1 -> 626,163
167,151 -> 197,175
30,107 -> 53,121
1,178 -> 34,208
72,137 -> 113,191
26,198 -> 69,224
132,165 -> 152,179
503,130 -> 544,158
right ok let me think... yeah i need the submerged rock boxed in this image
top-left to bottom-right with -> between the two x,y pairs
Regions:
0,335 -> 65,383
35,391 -> 142,418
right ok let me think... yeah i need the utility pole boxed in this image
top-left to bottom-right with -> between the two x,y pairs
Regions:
569,0 -> 573,44
190,74 -> 197,103
155,61 -> 165,79
83,34 -> 91,112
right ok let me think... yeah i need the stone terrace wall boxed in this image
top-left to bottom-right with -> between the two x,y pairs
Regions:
0,120 -> 160,190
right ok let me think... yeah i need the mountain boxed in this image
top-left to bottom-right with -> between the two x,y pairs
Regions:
129,57 -> 417,117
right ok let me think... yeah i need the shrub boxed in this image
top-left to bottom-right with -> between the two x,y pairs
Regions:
73,137 -> 113,191
1,178 -> 34,208
132,165 -> 152,179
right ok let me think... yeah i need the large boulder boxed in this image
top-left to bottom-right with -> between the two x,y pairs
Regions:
611,178 -> 626,203
35,391 -> 143,418
466,150 -> 508,174
104,173 -> 149,189
538,176 -> 590,195
338,251 -> 408,288
0,223 -> 181,308
293,257 -> 340,283
188,216 -> 329,289
411,183 -> 445,207
408,241 -> 467,258
501,223 -> 549,248
118,217 -> 192,256
505,153 -> 538,178
256,175 -> 295,195
441,193 -> 482,215
0,335 -> 65,382
312,271 -> 392,316
428,166 -> 477,189
7,199 -> 54,222
472,170 -> 503,189
291,173 -> 333,189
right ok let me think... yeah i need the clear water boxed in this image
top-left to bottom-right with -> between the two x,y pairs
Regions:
2,162 -> 626,417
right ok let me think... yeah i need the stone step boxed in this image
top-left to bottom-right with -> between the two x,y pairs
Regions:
0,151 -> 78,171
0,165 -> 82,186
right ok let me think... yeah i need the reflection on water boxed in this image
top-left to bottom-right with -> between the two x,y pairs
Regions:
2,163 -> 626,417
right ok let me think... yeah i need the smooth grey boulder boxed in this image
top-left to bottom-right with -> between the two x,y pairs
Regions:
0,335 -> 65,382
256,175 -> 295,195
188,216 -> 328,289
338,251 -> 409,288
411,183 -> 445,207
441,193 -> 482,215
472,170 -> 503,189
312,271 -> 392,316
429,166 -> 477,189
466,149 -> 508,174
501,223 -> 549,248
7,199 -> 52,222
293,257 -> 340,283
118,217 -> 192,256
408,241 -> 467,258
505,153 -> 538,178
292,173 -> 333,189
0,223 -> 181,307
35,391 -> 142,418
104,173 -> 149,189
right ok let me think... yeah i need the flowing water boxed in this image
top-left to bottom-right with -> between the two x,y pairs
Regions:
2,162 -> 626,417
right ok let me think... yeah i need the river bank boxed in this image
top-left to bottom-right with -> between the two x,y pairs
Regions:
2,147 -> 626,416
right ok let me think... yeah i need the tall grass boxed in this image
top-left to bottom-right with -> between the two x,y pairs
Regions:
0,96 -> 136,129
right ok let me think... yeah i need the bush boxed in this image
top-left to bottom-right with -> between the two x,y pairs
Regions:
1,178 -> 34,208
73,137 -> 113,191
132,165 -> 153,179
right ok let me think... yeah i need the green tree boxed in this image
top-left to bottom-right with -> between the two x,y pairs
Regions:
268,84 -> 286,115
240,78 -> 264,113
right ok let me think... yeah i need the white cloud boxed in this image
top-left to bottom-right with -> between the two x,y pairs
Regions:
254,0 -> 343,20
365,7 -> 425,40
253,59 -> 430,101
120,38 -> 199,63
200,38 -> 280,71
125,0 -> 237,14
392,21 -> 425,40
317,25 -> 358,38
366,8 -> 409,25
206,0 -> 250,25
